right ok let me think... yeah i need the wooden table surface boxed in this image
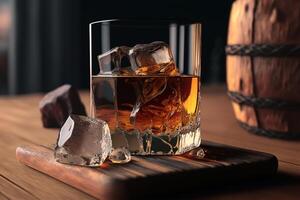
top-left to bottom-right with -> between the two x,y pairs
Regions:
0,85 -> 299,200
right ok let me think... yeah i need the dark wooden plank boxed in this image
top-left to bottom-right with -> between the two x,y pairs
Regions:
0,192 -> 9,200
16,141 -> 277,200
15,145 -> 116,200
1,87 -> 300,199
0,131 -> 96,200
0,175 -> 39,200
201,86 -> 300,167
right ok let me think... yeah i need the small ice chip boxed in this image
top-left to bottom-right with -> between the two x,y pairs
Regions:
196,148 -> 205,158
189,148 -> 205,159
109,147 -> 131,164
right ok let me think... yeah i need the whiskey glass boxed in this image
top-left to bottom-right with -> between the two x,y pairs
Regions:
90,20 -> 201,155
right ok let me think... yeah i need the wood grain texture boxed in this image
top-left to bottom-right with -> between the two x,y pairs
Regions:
227,0 -> 300,133
227,0 -> 255,45
254,0 -> 300,44
15,145 -> 118,200
1,87 -> 300,199
15,142 -> 277,200
0,175 -> 39,200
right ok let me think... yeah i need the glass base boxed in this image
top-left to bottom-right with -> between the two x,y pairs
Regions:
111,127 -> 201,155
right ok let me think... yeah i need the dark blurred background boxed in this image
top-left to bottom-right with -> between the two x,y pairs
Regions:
0,0 -> 234,95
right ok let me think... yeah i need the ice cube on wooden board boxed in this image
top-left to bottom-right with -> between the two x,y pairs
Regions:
55,115 -> 112,167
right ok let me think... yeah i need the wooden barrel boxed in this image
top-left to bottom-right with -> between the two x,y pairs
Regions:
226,0 -> 300,139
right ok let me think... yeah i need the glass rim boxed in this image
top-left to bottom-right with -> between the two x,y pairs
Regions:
89,19 -> 202,26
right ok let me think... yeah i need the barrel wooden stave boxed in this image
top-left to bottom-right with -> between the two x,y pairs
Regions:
227,0 -> 300,136
255,0 -> 300,44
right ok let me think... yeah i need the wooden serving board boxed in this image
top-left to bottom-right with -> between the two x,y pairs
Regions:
16,141 -> 278,200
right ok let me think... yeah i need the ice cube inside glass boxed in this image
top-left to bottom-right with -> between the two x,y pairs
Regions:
90,20 -> 201,155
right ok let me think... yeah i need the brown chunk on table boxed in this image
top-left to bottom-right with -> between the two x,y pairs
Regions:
39,84 -> 86,128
